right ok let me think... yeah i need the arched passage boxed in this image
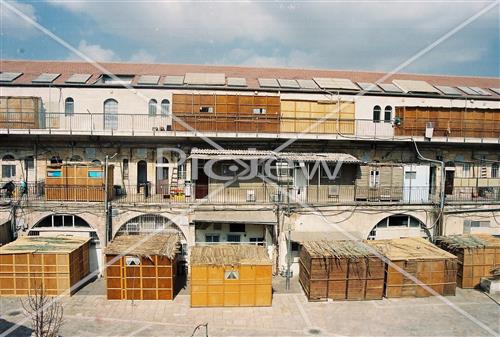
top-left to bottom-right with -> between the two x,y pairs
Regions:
367,214 -> 430,240
30,213 -> 102,275
115,214 -> 186,242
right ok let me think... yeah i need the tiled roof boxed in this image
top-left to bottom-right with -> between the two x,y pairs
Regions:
0,60 -> 499,94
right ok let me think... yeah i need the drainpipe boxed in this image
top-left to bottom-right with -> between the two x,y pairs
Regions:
411,139 -> 445,236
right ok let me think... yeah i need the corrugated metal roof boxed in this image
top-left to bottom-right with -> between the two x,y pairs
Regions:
189,149 -> 359,163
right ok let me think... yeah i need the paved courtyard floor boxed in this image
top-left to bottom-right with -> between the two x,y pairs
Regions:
0,278 -> 499,337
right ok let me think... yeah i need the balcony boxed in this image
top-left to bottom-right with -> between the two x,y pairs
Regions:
2,181 -> 499,206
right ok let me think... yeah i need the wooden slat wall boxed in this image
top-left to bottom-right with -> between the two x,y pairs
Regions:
395,107 -> 500,138
172,94 -> 280,133
106,255 -> 175,300
0,96 -> 42,129
298,247 -> 385,301
281,100 -> 355,134
190,264 -> 272,307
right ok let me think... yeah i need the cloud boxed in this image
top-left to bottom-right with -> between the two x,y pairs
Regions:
129,50 -> 157,63
44,2 -> 500,75
69,40 -> 117,62
0,0 -> 38,39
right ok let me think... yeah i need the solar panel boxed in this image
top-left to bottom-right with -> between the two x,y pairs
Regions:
313,78 -> 359,90
392,79 -> 440,94
378,83 -> 403,93
489,88 -> 500,95
184,73 -> 226,86
277,79 -> 300,89
258,78 -> 279,88
32,73 -> 60,83
357,82 -> 383,92
297,79 -> 318,89
137,75 -> 160,85
163,75 -> 184,85
0,72 -> 22,82
66,73 -> 92,84
469,87 -> 492,96
227,77 -> 247,87
434,85 -> 462,96
457,86 -> 479,95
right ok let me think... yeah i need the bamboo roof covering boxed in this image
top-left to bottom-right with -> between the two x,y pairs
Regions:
190,245 -> 272,266
0,236 -> 89,254
105,234 -> 179,259
436,234 -> 500,249
366,237 -> 456,260
302,240 -> 375,259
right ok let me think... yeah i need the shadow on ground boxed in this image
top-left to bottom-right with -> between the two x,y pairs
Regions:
0,318 -> 32,337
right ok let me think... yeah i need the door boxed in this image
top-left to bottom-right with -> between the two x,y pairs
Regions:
137,160 -> 147,192
156,157 -> 169,195
403,165 -> 430,203
445,170 -> 455,195
195,163 -> 209,199
293,165 -> 308,203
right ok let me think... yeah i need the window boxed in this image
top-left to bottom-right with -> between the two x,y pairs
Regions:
69,155 -> 82,162
2,165 -> 16,178
369,169 -> 380,188
205,234 -> 220,243
103,99 -> 118,130
199,106 -> 213,113
227,234 -> 241,243
492,163 -> 499,178
92,159 -> 102,165
373,105 -> 381,123
123,159 -> 129,179
161,99 -> 170,116
462,163 -> 471,178
64,97 -> 74,116
177,163 -> 186,179
253,108 -> 266,114
24,156 -> 34,170
2,155 -> 15,161
384,106 -> 392,122
250,237 -> 265,246
229,223 -> 245,232
148,99 -> 157,116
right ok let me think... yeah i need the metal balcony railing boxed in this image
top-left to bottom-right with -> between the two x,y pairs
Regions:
2,181 -> 499,205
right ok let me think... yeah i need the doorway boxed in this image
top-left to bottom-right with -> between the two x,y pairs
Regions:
137,160 -> 147,192
195,162 -> 209,199
445,170 -> 455,195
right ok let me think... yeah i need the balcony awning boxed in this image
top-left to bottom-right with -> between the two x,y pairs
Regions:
189,149 -> 359,163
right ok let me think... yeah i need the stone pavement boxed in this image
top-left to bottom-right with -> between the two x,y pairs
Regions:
0,278 -> 499,337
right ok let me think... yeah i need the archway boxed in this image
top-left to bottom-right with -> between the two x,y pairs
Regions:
367,214 -> 430,240
115,214 -> 186,241
30,213 -> 102,275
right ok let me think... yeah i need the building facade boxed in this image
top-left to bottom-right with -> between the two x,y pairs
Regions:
0,60 -> 499,275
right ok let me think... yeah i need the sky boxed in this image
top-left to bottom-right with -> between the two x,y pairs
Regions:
1,0 -> 499,77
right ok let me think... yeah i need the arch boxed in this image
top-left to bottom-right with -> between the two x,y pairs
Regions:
373,105 -> 381,123
64,97 -> 74,116
367,214 -> 430,240
2,154 -> 15,161
33,213 -> 93,229
161,99 -> 170,116
91,159 -> 102,165
148,99 -> 157,116
50,155 -> 62,164
384,105 -> 392,122
103,98 -> 118,130
69,155 -> 82,162
114,213 -> 186,240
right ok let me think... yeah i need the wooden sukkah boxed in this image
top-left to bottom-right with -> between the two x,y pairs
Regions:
105,234 -> 180,300
435,234 -> 500,288
299,240 -> 385,301
366,237 -> 458,297
190,245 -> 272,307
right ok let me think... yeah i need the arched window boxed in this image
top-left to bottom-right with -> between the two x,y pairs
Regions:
368,215 -> 430,240
65,97 -> 74,116
384,106 -> 392,122
492,163 -> 499,178
2,154 -> 15,161
103,99 -> 118,130
161,99 -> 170,116
92,159 -> 102,165
148,99 -> 157,117
373,105 -> 381,123
69,155 -> 82,162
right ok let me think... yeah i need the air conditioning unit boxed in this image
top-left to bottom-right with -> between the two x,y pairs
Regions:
425,122 -> 434,138
328,185 -> 339,198
246,190 -> 256,202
